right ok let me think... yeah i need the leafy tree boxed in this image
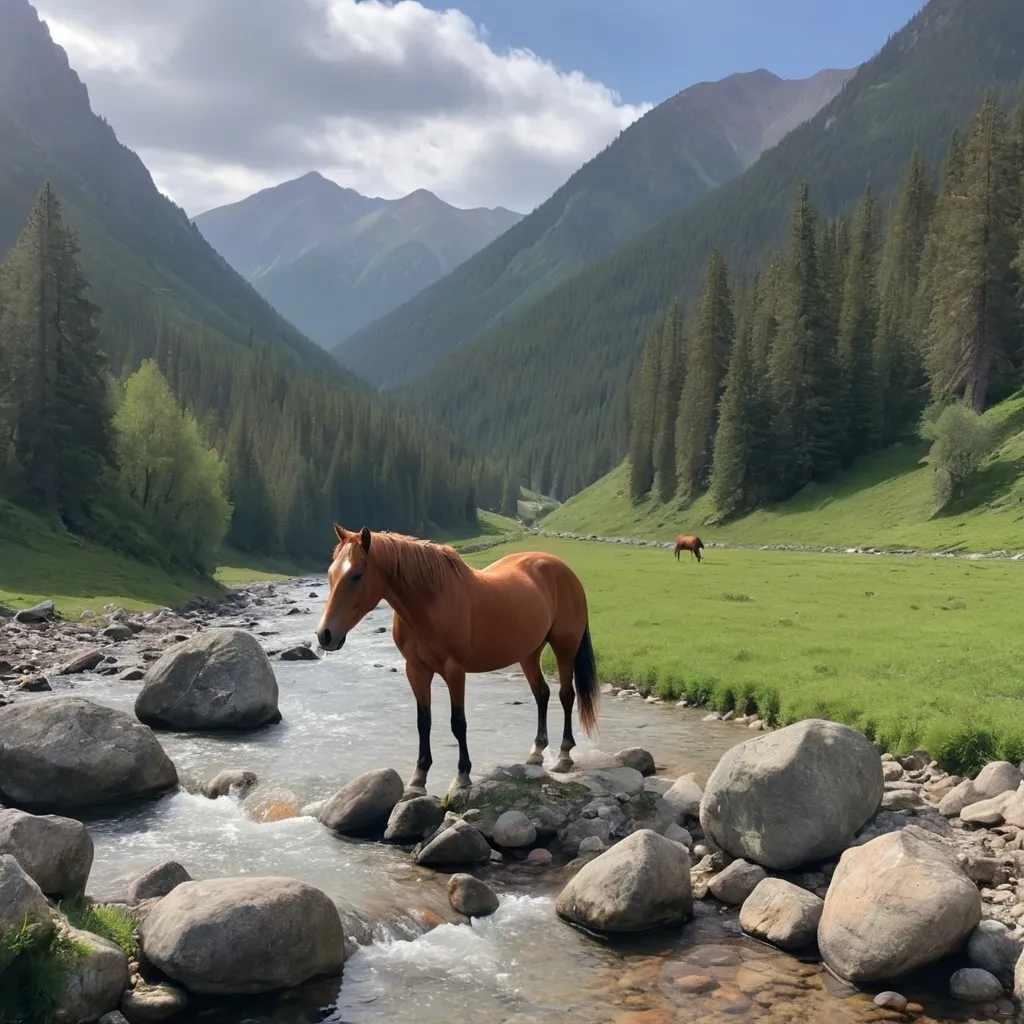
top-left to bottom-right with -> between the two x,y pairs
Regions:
920,403 -> 993,507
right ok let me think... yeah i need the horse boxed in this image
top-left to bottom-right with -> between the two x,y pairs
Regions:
675,535 -> 704,563
315,525 -> 599,800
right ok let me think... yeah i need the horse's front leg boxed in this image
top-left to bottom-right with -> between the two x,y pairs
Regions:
405,661 -> 434,798
442,666 -> 472,803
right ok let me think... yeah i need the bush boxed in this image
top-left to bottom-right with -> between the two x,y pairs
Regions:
0,921 -> 87,1024
920,403 -> 993,507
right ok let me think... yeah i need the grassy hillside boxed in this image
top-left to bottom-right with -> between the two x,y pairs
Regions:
543,391 -> 1024,553
403,0 -> 1024,497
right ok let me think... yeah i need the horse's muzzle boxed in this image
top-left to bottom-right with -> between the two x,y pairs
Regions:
316,627 -> 346,652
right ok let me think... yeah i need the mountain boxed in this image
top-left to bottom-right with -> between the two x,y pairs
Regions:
195,175 -> 522,349
399,0 -> 1024,498
333,66 -> 853,385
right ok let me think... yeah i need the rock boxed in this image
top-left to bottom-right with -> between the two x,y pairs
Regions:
0,808 -> 93,898
118,669 -> 146,682
493,810 -> 537,848
940,763 -> 1022,817
818,826 -> 982,982
203,769 -> 258,799
102,624 -> 134,642
18,676 -> 51,692
874,992 -> 908,1011
707,859 -> 767,906
0,854 -> 54,970
384,795 -> 444,842
614,748 -> 656,776
661,773 -> 703,824
881,789 -> 924,812
961,791 -> 1014,825
278,645 -> 319,662
882,762 -> 905,783
555,829 -> 692,934
577,766 -> 645,797
966,920 -> 1023,986
0,698 -> 177,810
318,769 -> 404,836
578,836 -> 606,857
14,600 -> 54,624
447,873 -> 499,917
949,967 -> 1003,1002
135,629 -> 280,731
1000,786 -> 1024,828
120,981 -> 189,1023
139,876 -> 344,995
416,820 -> 491,867
100,1014 -> 131,1024
57,647 -> 106,675
699,719 -> 883,870
526,848 -> 552,867
662,823 -> 693,848
54,926 -> 129,1024
127,861 -> 192,904
739,878 -> 823,952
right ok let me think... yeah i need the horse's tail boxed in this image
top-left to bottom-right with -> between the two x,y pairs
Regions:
574,622 -> 599,738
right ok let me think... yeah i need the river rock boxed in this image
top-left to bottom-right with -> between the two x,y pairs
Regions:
0,854 -> 55,970
57,648 -> 105,675
278,645 -> 319,662
54,926 -> 129,1024
818,826 -> 982,982
139,877 -> 345,994
416,819 -> 491,867
384,795 -> 445,842
707,859 -> 767,906
939,762 -> 1022,817
614,748 -> 656,776
203,769 -> 258,799
0,698 -> 177,810
739,878 -> 823,952
120,981 -> 189,1023
135,629 -> 280,731
319,768 -> 404,836
966,920 -> 1023,986
0,808 -> 93,898
874,992 -> 908,1011
493,810 -> 537,848
661,773 -> 703,823
949,967 -> 1003,1002
447,873 -> 499,917
127,861 -> 192,904
960,791 -> 1014,826
662,823 -> 693,848
555,828 -> 692,934
699,719 -> 883,870
14,600 -> 54,624
577,766 -> 645,797
102,624 -> 134,642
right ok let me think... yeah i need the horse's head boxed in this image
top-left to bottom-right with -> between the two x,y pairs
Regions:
316,524 -> 382,652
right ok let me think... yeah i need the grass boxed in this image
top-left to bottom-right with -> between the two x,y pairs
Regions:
60,901 -> 138,958
425,509 -> 522,551
464,537 -> 1024,774
0,921 -> 87,1024
543,390 -> 1024,553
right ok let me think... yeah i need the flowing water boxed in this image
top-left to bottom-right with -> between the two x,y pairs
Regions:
48,579 -> 1014,1024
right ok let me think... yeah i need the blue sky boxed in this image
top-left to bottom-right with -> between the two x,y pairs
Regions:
422,0 -> 927,105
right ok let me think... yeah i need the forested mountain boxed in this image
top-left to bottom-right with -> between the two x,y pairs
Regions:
400,0 -> 1024,500
0,0 -> 499,568
195,174 -> 521,349
334,67 -> 852,385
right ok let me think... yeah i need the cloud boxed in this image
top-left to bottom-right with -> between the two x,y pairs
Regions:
36,0 -> 650,216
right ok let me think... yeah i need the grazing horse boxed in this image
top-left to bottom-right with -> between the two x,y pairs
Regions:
675,535 -> 704,563
315,525 -> 599,799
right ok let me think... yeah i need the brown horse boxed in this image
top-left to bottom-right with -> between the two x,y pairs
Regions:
675,535 -> 704,563
315,525 -> 599,799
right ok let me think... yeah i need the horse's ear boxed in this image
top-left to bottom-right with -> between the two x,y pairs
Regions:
359,526 -> 371,552
333,523 -> 346,543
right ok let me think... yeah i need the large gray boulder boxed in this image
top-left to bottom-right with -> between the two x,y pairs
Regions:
0,854 -> 55,963
555,829 -> 692,935
939,762 -> 1022,818
318,769 -> 404,836
135,629 -> 280,731
126,861 -> 191,904
0,698 -> 177,810
139,877 -> 344,995
0,808 -> 93,899
383,795 -> 444,843
415,819 -> 491,867
818,826 -> 982,983
967,920 -> 1023,987
699,719 -> 883,870
739,878 -> 823,952
54,926 -> 129,1024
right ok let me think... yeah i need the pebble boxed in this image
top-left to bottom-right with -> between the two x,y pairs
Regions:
873,992 -> 908,1011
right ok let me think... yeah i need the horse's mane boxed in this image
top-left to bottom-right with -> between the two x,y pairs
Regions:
344,532 -> 471,595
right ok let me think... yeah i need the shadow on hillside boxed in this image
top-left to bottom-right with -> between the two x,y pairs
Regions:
936,455 -> 1024,520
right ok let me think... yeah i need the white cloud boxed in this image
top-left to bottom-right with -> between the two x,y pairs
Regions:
37,0 -> 650,216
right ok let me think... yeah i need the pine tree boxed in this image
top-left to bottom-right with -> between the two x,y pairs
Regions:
652,302 -> 685,503
627,325 -> 660,501
675,252 -> 735,499
838,188 -> 880,465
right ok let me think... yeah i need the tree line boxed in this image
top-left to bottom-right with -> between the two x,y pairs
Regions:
628,88 -> 1024,519
0,185 -> 504,575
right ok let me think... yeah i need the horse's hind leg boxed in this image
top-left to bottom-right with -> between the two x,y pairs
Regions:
521,647 -> 550,765
550,646 -> 577,774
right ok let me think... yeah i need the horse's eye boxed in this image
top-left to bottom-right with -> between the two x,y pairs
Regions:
351,572 -> 363,584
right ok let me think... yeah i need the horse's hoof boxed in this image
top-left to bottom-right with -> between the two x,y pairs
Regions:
524,750 -> 545,766
551,756 -> 574,774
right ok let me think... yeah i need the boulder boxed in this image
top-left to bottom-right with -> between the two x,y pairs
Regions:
127,861 -> 192,904
966,920 -> 1023,987
818,826 -> 982,983
135,629 -> 280,731
0,698 -> 177,810
662,823 -> 693,849
959,792 -> 1013,825
278,645 -> 319,662
203,769 -> 258,799
707,859 -> 767,907
318,769 -> 404,836
102,624 -> 134,642
555,829 -> 692,934
57,648 -> 106,676
661,773 -> 703,824
739,878 -> 823,952
54,926 -> 129,1024
139,877 -> 344,995
492,810 -> 537,848
447,873 -> 499,917
949,967 -> 1003,1002
0,808 -> 93,899
578,836 -> 606,857
383,795 -> 444,843
14,600 -> 54,624
0,854 -> 54,970
699,719 -> 883,870
416,820 -> 491,867
120,981 -> 188,1023
939,762 -> 1022,818
577,766 -> 645,797
613,748 -> 656,776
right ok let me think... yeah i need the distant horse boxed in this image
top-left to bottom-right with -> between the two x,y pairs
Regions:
675,535 -> 704,563
316,525 -> 599,799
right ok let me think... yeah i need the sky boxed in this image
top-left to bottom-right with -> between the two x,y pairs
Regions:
36,0 -> 925,218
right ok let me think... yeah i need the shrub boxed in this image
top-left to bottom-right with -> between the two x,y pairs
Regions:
920,403 -> 993,508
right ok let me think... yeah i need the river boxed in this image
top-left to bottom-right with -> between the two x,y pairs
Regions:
48,578 -> 1011,1024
